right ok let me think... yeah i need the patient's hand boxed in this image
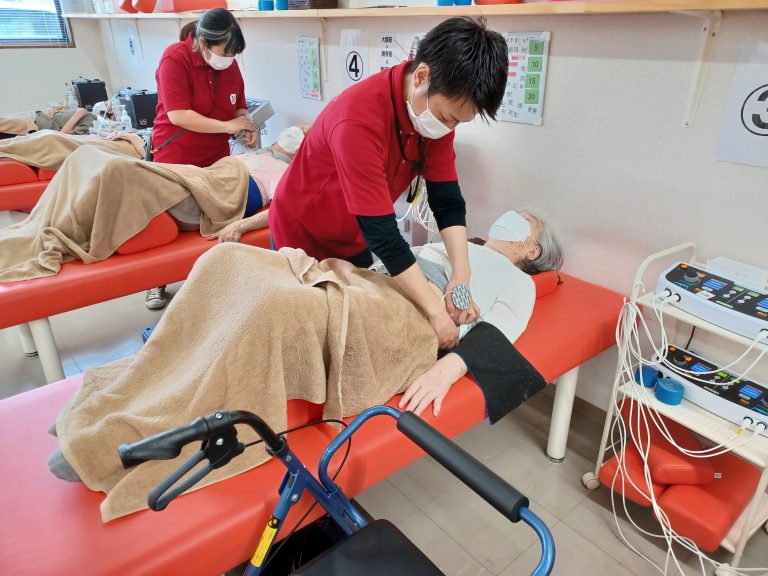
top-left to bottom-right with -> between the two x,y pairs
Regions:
45,105 -> 66,118
107,132 -> 146,157
399,353 -> 468,417
210,220 -> 244,243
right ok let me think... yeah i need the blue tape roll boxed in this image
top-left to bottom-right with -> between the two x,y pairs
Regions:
634,366 -> 659,388
655,377 -> 684,406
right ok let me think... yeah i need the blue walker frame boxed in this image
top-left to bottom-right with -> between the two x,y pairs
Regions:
120,405 -> 556,576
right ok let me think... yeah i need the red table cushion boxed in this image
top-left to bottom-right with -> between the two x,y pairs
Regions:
0,180 -> 48,212
37,168 -> 57,181
599,446 -> 668,507
0,273 -> 624,575
0,158 -> 38,186
619,401 -> 715,485
116,212 -> 180,255
532,270 -> 560,299
0,228 -> 272,330
658,452 -> 761,551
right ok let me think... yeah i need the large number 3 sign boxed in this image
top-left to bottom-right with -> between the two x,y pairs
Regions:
741,84 -> 768,136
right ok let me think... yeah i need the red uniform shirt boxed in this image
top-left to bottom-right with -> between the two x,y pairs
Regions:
152,34 -> 246,168
269,62 -> 458,261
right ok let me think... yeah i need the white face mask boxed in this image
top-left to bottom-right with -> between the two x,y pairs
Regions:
406,77 -> 453,140
488,211 -> 535,253
204,46 -> 235,71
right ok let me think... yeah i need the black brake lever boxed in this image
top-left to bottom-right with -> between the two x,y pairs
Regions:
147,424 -> 246,511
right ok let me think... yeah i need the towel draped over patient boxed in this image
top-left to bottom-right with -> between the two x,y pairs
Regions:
0,111 -> 38,137
0,129 -> 141,169
0,145 -> 248,282
55,243 -> 437,522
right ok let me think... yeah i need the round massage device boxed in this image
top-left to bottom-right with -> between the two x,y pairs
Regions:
451,283 -> 472,310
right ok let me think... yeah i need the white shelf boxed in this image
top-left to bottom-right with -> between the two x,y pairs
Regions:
619,378 -> 768,554
721,492 -> 768,553
618,381 -> 768,468
62,0 -> 768,20
597,243 -> 768,566
637,291 -> 768,354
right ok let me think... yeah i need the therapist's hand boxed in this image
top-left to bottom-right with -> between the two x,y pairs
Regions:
428,307 -> 459,350
245,129 -> 259,147
224,116 -> 254,135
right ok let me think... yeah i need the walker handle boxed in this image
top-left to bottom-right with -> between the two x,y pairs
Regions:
119,411 -> 286,469
396,410 -> 529,523
119,416 -> 210,468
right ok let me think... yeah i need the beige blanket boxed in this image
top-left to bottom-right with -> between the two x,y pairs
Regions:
0,112 -> 37,136
56,243 -> 437,522
0,145 -> 248,282
0,129 -> 141,170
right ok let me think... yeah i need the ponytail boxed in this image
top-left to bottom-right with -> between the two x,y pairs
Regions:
179,20 -> 198,42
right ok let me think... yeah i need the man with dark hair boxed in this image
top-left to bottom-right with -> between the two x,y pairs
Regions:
269,17 -> 508,350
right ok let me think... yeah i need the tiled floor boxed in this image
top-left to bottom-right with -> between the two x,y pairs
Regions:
1,288 -> 767,576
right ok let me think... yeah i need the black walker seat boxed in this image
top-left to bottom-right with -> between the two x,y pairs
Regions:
294,519 -> 443,576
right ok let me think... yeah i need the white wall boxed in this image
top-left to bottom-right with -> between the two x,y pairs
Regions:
0,19 -> 111,111
16,10 -> 768,410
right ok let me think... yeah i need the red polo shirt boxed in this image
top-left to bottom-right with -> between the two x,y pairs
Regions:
152,34 -> 246,168
269,61 -> 458,261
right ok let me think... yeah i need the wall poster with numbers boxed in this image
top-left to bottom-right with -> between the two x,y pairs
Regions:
499,32 -> 551,126
298,36 -> 321,101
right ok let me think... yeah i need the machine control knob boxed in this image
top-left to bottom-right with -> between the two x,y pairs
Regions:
673,352 -> 689,367
683,271 -> 700,284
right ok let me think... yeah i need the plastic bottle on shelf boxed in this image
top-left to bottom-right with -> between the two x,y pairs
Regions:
120,109 -> 133,131
64,83 -> 78,110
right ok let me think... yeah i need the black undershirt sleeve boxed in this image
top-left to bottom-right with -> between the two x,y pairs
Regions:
425,180 -> 466,230
356,214 -> 416,277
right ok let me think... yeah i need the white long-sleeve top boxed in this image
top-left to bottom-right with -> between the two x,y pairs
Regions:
411,242 -> 535,345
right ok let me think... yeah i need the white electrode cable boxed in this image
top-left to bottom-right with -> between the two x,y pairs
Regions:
616,300 -> 763,457
605,286 -> 768,576
608,369 -> 763,575
624,295 -> 768,388
651,296 -> 768,379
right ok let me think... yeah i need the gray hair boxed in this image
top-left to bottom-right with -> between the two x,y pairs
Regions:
518,208 -> 564,275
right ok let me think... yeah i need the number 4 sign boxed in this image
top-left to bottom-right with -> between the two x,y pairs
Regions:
341,29 -> 369,89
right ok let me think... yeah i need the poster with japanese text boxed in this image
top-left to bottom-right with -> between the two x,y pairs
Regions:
298,36 -> 321,101
378,33 -> 426,71
499,32 -> 551,126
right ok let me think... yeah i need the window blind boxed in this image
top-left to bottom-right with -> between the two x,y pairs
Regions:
0,0 -> 72,47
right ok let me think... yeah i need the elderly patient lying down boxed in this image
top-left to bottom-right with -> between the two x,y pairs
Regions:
172,125 -> 306,233
0,100 -> 128,138
47,209 -> 562,522
0,128 -> 145,169
0,127 -> 305,283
